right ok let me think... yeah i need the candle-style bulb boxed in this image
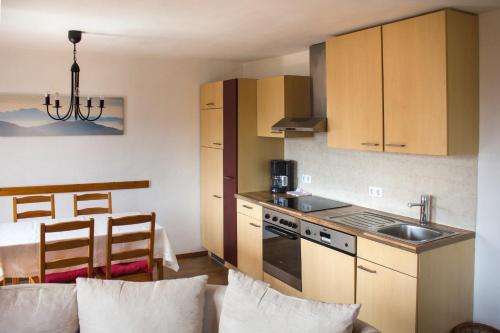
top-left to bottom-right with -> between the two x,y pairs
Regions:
99,97 -> 105,108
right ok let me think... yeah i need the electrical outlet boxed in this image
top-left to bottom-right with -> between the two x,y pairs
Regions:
301,174 -> 312,184
369,186 -> 384,198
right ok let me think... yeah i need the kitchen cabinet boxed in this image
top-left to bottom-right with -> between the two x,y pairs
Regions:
356,237 -> 475,333
200,108 -> 223,149
200,81 -> 223,109
200,147 -> 224,258
325,9 -> 478,156
200,79 -> 283,266
357,258 -> 417,333
257,76 -> 311,138
301,239 -> 355,304
383,10 -> 478,155
326,27 -> 383,152
236,201 -> 263,280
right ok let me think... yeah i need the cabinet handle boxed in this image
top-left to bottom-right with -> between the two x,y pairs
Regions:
361,142 -> 380,146
212,142 -> 222,146
242,205 -> 253,210
385,143 -> 407,148
357,265 -> 377,274
213,195 -> 222,199
223,176 -> 234,180
205,102 -> 215,106
249,222 -> 261,228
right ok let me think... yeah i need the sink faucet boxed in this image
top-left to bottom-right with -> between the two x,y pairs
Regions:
408,194 -> 431,225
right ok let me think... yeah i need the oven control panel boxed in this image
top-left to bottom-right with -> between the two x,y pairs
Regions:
263,208 -> 301,233
300,220 -> 356,255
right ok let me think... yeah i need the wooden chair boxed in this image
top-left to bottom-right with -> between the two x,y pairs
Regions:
100,213 -> 157,281
13,194 -> 55,222
73,192 -> 112,216
35,219 -> 94,283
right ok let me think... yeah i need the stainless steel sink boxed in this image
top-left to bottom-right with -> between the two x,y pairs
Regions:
377,224 -> 446,243
329,212 -> 457,244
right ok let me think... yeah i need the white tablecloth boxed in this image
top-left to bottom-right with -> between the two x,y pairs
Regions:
0,212 -> 179,279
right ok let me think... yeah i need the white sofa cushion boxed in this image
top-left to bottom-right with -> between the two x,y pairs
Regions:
76,275 -> 208,333
0,284 -> 79,333
219,270 -> 361,333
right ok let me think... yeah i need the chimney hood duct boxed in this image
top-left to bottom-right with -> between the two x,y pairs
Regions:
271,42 -> 327,133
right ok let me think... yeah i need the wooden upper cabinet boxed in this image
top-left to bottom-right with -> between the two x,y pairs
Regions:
201,108 -> 223,149
200,81 -> 223,109
326,27 -> 383,152
257,76 -> 311,138
383,10 -> 478,155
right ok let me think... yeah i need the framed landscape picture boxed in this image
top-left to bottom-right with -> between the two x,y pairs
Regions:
0,94 -> 124,136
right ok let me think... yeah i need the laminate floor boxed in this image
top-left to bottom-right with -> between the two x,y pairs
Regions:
163,254 -> 228,285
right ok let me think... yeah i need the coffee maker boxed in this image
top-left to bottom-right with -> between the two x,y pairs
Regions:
271,160 -> 294,193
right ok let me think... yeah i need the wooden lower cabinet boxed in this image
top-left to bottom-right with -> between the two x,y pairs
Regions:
236,212 -> 263,280
356,258 -> 417,333
200,147 -> 223,258
356,238 -> 474,333
301,239 -> 355,304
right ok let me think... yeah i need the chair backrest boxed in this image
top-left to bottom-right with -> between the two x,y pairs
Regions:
106,213 -> 156,279
39,219 -> 94,283
73,192 -> 112,217
13,194 -> 55,222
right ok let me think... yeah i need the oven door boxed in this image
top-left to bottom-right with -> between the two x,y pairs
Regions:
263,221 -> 301,291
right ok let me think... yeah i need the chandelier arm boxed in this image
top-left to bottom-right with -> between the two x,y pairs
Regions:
45,104 -> 64,121
61,103 -> 73,121
86,106 -> 104,122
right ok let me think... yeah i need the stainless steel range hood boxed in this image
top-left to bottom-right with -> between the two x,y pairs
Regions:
271,42 -> 327,133
271,117 -> 326,132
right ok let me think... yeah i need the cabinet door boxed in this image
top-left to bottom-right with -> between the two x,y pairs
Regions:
356,258 -> 417,333
383,11 -> 448,155
326,27 -> 383,151
257,76 -> 285,138
237,213 -> 263,280
301,239 -> 355,304
200,147 -> 224,258
200,81 -> 223,109
200,108 -> 223,148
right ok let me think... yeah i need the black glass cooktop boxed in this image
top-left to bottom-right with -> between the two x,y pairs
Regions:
267,196 -> 351,213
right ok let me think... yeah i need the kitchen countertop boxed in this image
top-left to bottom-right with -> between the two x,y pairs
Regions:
235,191 -> 475,253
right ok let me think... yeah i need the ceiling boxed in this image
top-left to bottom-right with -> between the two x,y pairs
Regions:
1,0 -> 499,61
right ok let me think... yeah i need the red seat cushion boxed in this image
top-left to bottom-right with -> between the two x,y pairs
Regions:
45,267 -> 89,283
100,260 -> 151,278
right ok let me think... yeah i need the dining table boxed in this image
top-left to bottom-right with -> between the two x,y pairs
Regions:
0,212 -> 179,280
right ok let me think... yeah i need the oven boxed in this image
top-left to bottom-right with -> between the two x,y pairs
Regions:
262,208 -> 302,291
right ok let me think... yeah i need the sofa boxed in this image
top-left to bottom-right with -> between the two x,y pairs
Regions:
0,282 -> 378,333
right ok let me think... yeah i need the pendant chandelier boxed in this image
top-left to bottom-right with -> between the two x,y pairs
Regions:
43,30 -> 104,121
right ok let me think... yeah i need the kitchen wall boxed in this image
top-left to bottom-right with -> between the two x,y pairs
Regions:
474,9 -> 500,328
0,46 -> 241,254
243,52 -> 478,230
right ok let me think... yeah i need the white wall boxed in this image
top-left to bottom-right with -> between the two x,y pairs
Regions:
243,52 -> 478,230
473,9 -> 500,328
0,46 -> 242,254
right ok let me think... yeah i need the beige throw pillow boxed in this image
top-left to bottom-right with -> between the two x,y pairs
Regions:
76,275 -> 208,333
219,270 -> 360,333
0,284 -> 79,333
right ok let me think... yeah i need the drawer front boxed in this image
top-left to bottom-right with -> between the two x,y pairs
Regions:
236,199 -> 262,221
357,237 -> 418,277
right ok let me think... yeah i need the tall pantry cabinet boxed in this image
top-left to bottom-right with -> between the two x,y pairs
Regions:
200,79 -> 283,265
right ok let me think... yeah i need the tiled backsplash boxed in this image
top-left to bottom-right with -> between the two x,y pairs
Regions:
286,133 -> 478,230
